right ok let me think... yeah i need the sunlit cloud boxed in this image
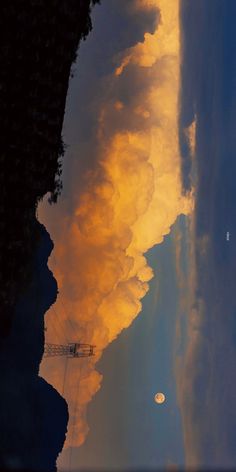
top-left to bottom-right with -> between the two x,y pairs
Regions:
39,0 -> 192,452
183,117 -> 196,160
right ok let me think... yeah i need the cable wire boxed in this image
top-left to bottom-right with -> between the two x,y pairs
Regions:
68,359 -> 86,471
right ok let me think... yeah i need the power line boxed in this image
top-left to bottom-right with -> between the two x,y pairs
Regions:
44,252 -> 92,472
62,357 -> 69,396
68,359 -> 86,472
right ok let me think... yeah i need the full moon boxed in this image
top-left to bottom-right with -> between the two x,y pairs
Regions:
154,392 -> 166,404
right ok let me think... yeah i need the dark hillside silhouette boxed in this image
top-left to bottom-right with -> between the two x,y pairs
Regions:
0,1 -> 99,470
0,0 -> 99,335
0,223 -> 68,472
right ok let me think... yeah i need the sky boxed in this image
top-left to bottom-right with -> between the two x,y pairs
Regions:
38,0 -> 236,470
176,1 -> 236,469
60,217 -> 187,471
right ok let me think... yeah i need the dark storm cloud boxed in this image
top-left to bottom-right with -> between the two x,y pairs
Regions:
91,56 -> 169,141
178,0 -> 231,192
66,0 -> 159,128
178,1 -> 236,468
95,0 -> 159,67
61,0 -> 160,202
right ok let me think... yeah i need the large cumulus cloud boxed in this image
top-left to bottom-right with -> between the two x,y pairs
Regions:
39,0 -> 191,453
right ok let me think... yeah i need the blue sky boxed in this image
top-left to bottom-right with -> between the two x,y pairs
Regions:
65,218 -> 186,471
177,1 -> 236,468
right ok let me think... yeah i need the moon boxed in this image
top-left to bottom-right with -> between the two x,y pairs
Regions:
154,392 -> 166,404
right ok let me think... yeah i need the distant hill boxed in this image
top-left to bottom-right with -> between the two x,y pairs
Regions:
0,222 -> 68,471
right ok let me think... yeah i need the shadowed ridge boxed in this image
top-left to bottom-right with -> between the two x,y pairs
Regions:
0,222 -> 68,471
0,0 -> 100,336
0,1 -> 100,470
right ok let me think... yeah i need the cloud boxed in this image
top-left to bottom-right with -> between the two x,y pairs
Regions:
184,118 -> 196,160
175,211 -> 236,469
173,1 -> 236,468
179,116 -> 197,194
39,0 -> 192,452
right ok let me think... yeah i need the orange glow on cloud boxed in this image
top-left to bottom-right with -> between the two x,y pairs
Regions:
39,0 -> 192,453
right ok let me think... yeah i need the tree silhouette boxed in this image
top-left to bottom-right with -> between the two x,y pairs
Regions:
0,0 -> 100,334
